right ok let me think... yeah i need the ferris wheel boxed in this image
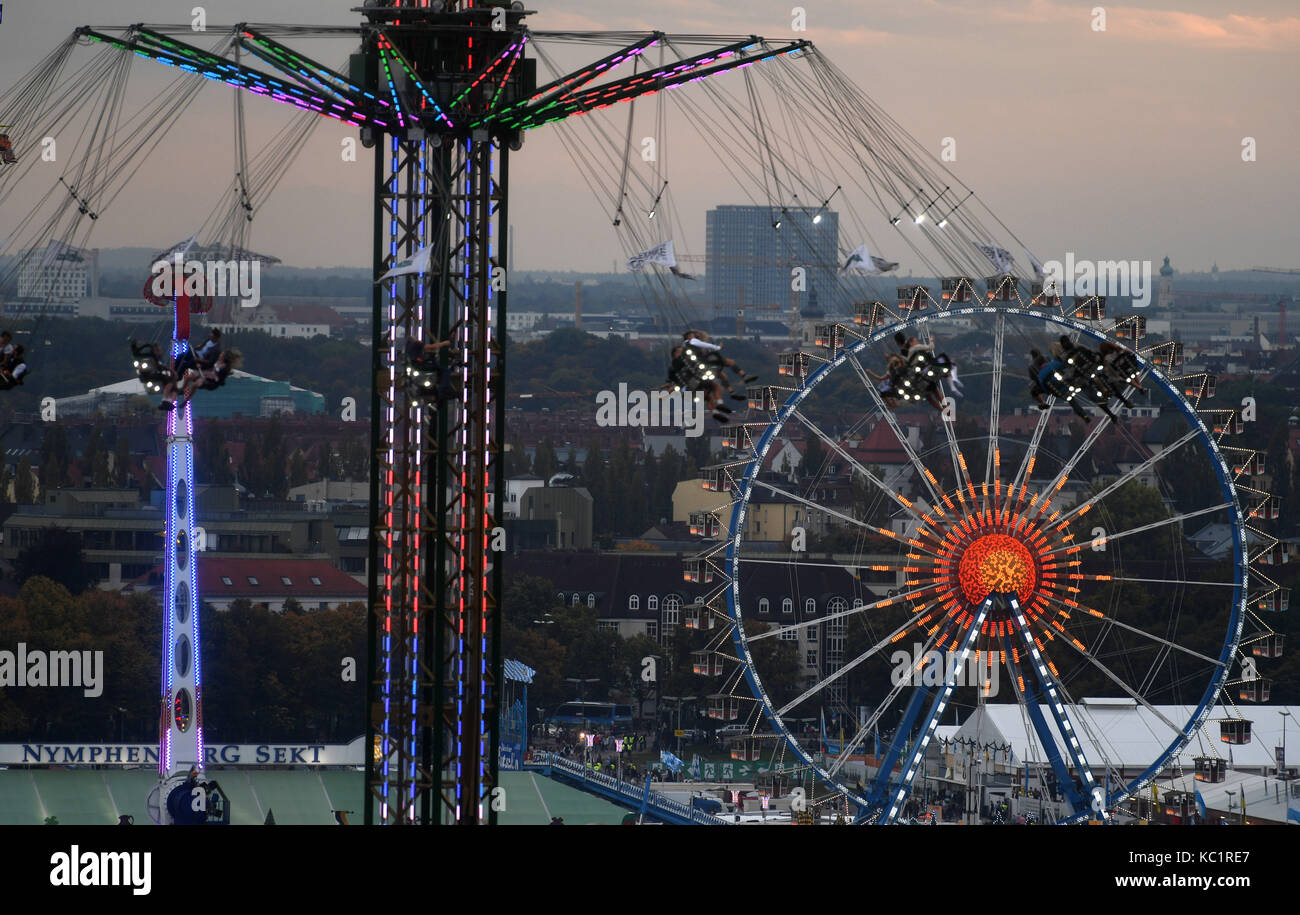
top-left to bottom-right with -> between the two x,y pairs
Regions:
684,286 -> 1287,824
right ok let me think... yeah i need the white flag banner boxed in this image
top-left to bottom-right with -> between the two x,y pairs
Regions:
841,243 -> 898,275
378,242 -> 435,282
977,244 -> 1015,274
628,240 -> 677,271
1024,248 -> 1047,281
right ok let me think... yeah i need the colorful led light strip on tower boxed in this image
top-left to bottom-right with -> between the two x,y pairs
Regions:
159,323 -> 203,787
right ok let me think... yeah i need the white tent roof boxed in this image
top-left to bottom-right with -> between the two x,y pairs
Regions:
79,370 -> 294,397
951,700 -> 1299,773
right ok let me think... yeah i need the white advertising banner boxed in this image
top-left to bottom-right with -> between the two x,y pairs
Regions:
0,737 -> 364,767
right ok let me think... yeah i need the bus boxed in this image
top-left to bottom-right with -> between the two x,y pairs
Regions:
547,701 -> 634,731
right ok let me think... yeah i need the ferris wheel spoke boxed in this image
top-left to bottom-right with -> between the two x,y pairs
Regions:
774,605 -> 938,714
876,598 -> 991,824
825,612 -> 955,779
1007,397 -> 1053,499
748,583 -> 943,642
825,676 -> 910,778
1044,593 -> 1224,666
1009,598 -> 1109,820
1039,618 -> 1193,736
1054,428 -> 1201,526
985,312 -> 1005,490
745,477 -> 938,554
1042,502 -> 1231,556
845,353 -> 945,507
1077,573 -> 1239,591
788,407 -> 929,524
1034,412 -> 1113,510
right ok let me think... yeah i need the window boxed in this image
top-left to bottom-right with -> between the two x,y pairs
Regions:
805,598 -> 816,615
629,595 -> 640,611
808,625 -> 818,643
807,650 -> 818,667
572,593 -> 581,606
281,576 -> 293,586
780,628 -> 798,642
758,598 -> 770,615
597,621 -> 619,633
645,621 -> 658,638
221,576 -> 233,586
648,595 -> 659,612
247,577 -> 259,586
782,598 -> 793,615
852,597 -> 864,610
557,592 -> 564,604
587,593 -> 596,608
311,577 -> 323,586
662,595 -> 681,626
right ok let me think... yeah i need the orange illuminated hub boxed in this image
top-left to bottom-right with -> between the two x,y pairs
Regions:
957,533 -> 1037,604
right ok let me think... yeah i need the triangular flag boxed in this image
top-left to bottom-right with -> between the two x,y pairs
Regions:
842,243 -> 898,275
378,242 -> 435,282
628,240 -> 677,271
977,244 -> 1014,274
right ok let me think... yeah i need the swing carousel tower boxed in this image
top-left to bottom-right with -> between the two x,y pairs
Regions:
81,0 -> 802,824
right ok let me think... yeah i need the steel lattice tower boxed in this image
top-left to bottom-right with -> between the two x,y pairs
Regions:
82,0 -> 800,824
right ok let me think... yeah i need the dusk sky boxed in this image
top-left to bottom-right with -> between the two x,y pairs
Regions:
1,1 -> 1296,273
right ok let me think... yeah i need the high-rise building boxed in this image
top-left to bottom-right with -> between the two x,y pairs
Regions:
706,204 -> 840,322
15,240 -> 96,306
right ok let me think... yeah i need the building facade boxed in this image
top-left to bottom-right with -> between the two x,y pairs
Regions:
706,204 -> 840,320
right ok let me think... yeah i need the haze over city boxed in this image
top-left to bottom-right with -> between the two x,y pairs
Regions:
0,0 -> 1296,272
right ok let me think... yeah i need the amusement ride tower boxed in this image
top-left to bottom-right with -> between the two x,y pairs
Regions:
79,1 -> 798,823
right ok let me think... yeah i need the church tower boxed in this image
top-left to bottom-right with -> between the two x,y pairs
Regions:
1157,256 -> 1175,309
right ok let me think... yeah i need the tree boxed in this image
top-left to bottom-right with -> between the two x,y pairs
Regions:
503,433 -> 529,478
262,418 -> 289,499
15,457 -> 34,504
289,449 -> 309,488
13,529 -> 95,594
801,434 -> 826,480
582,437 -> 607,532
39,425 -> 70,488
112,434 -> 132,488
533,437 -> 558,481
40,453 -> 61,497
86,426 -> 110,487
242,435 -> 264,495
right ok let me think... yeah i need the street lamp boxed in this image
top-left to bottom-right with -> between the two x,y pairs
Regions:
564,676 -> 599,723
661,695 -> 696,757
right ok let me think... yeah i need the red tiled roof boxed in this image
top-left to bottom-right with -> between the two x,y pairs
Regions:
128,557 -> 365,600
850,420 -> 908,464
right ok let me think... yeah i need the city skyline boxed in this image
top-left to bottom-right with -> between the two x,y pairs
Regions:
0,1 -> 1294,274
